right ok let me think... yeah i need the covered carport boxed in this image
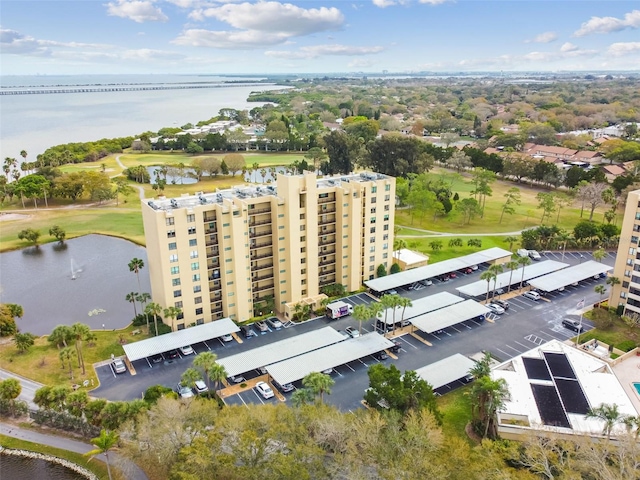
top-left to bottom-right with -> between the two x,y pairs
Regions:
218,326 -> 345,378
364,247 -> 513,294
122,317 -> 240,364
527,260 -> 612,293
266,333 -> 394,386
455,260 -> 569,298
410,300 -> 490,334
415,354 -> 476,394
376,291 -> 463,329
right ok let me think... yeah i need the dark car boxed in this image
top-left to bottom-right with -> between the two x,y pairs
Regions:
389,340 -> 402,354
374,351 -> 389,360
166,349 -> 179,359
240,325 -> 254,338
150,353 -> 163,364
562,319 -> 583,333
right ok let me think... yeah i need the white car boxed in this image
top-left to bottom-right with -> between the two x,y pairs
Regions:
267,317 -> 283,329
193,380 -> 208,394
255,381 -> 274,399
528,250 -> 541,261
421,279 -> 433,286
177,383 -> 195,398
220,333 -> 233,342
523,291 -> 541,301
179,345 -> 194,356
112,358 -> 126,374
229,375 -> 245,384
487,303 -> 505,315
345,326 -> 360,338
517,249 -> 529,258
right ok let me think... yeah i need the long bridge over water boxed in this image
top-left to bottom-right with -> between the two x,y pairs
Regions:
0,82 -> 270,96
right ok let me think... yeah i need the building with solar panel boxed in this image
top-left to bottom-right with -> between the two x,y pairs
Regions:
491,339 -> 638,440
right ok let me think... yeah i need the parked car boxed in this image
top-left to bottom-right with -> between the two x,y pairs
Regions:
255,381 -> 274,399
491,299 -> 509,311
523,291 -> 541,301
475,314 -> 486,323
179,345 -> 194,356
421,279 -> 433,286
150,353 -> 163,364
374,351 -> 388,360
254,321 -> 268,332
220,333 -> 233,342
461,267 -> 473,274
517,249 -> 529,258
470,265 -> 478,271
321,367 -> 334,374
177,383 -> 195,398
562,319 -> 583,333
338,329 -> 350,340
166,349 -> 179,359
528,250 -> 542,261
229,375 -> 245,384
439,274 -> 450,282
193,380 -> 209,394
386,289 -> 398,295
112,358 -> 126,374
345,326 -> 360,338
493,288 -> 505,296
267,317 -> 283,329
448,272 -> 457,279
389,340 -> 402,354
240,325 -> 255,338
273,380 -> 294,393
486,303 -> 505,315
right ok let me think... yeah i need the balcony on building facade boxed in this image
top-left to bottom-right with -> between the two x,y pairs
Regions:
250,250 -> 274,260
318,206 -> 336,214
249,229 -> 272,238
204,223 -> 217,234
210,291 -> 222,302
319,277 -> 336,287
203,214 -> 217,223
251,240 -> 273,249
207,259 -> 220,270
248,207 -> 271,216
251,261 -> 273,271
318,247 -> 336,256
253,282 -> 275,293
318,216 -> 336,226
318,196 -> 336,204
319,257 -> 336,267
205,234 -> 218,246
206,247 -> 219,258
318,227 -> 336,235
249,217 -> 272,227
318,237 -> 336,247
251,272 -> 274,283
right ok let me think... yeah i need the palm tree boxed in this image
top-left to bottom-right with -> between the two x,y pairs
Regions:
125,292 -> 138,318
85,429 -> 119,480
379,295 -> 395,332
556,230 -> 571,261
136,292 -> 151,318
517,255 -> 532,291
60,347 -> 76,379
505,260 -> 519,293
71,323 -> 91,375
144,301 -> 162,335
181,367 -> 202,390
163,306 -> 182,329
469,375 -> 510,439
192,351 -> 219,391
14,332 -> 35,354
128,257 -> 144,295
480,270 -> 496,303
302,371 -> 335,403
398,297 -> 413,329
393,238 -> 408,261
606,276 -> 620,290
622,415 -> 640,439
468,351 -> 493,379
388,294 -> 403,334
593,248 -> 606,263
504,236 -> 518,252
594,284 -> 607,305
488,264 -> 504,298
586,403 -> 623,439
49,325 -> 73,348
353,304 -> 370,336
208,362 -> 228,394
291,388 -> 315,407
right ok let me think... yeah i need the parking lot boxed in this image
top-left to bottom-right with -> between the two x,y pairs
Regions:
92,250 -> 614,412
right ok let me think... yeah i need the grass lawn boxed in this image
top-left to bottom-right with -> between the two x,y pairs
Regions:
0,434 -> 116,480
57,157 -> 121,175
119,151 -> 305,168
579,311 -> 638,348
0,326 -> 151,388
401,235 -> 511,263
436,385 -> 474,442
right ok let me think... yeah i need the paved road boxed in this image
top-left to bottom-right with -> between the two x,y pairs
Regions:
0,422 -> 148,480
0,369 -> 42,409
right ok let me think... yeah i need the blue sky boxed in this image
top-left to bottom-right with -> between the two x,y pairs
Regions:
2,1 -> 640,74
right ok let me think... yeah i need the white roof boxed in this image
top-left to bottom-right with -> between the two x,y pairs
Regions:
266,333 -> 394,385
493,339 -> 638,436
414,354 -> 476,390
527,261 -> 612,292
394,248 -> 429,265
410,300 -> 490,334
377,291 -> 463,325
456,260 -> 569,297
365,247 -> 512,292
122,318 -> 240,362
217,326 -> 344,377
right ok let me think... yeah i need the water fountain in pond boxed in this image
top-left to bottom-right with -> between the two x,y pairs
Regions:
70,258 -> 82,280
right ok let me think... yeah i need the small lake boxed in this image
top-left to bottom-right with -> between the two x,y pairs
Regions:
0,453 -> 87,480
0,234 -> 150,336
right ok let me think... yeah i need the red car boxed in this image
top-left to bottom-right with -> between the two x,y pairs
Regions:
449,272 -> 457,279
461,267 -> 472,274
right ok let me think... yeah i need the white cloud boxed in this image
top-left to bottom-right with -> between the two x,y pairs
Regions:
348,58 -> 375,68
173,29 -> 289,49
265,44 -> 384,59
607,42 -> 640,57
574,9 -> 640,37
526,31 -> 557,44
560,42 -> 578,52
106,0 -> 168,23
418,0 -> 450,4
0,29 -> 110,56
372,0 -> 398,7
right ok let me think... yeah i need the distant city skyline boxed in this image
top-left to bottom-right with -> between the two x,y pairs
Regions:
1,1 -> 639,75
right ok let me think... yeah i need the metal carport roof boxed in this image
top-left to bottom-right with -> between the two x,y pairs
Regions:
455,260 -> 569,297
527,260 -> 612,292
122,317 -> 240,362
414,354 -> 476,390
218,326 -> 344,377
266,333 -> 394,386
410,300 -> 490,334
364,247 -> 512,292
377,291 -> 463,325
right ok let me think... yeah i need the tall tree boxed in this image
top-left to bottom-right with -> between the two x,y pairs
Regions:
586,403 -> 623,439
353,304 -> 370,336
480,270 -> 496,303
85,429 -> 119,480
469,375 -> 510,439
128,258 -> 144,296
48,225 -> 66,243
17,228 -> 41,247
49,324 -> 73,348
302,372 -> 335,403
126,292 -> 138,318
518,255 -> 532,290
503,235 -> 518,252
14,332 -> 35,354
192,351 -> 219,391
499,188 -> 521,223
71,322 -> 91,375
505,260 -> 519,293
144,302 -> 162,335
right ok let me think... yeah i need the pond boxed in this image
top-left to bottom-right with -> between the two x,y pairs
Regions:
0,234 -> 151,336
0,453 -> 88,480
147,166 -> 198,185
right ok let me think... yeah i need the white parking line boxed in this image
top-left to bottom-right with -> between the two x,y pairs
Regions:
504,344 -> 525,353
514,340 -> 530,349
450,325 -> 461,333
344,363 -> 356,372
358,359 -> 369,367
398,336 -> 419,349
252,390 -> 266,404
495,347 -> 511,358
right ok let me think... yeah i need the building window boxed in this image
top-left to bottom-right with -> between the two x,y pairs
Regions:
300,225 -> 305,231
194,285 -> 201,293
300,213 -> 305,220
191,262 -> 199,270
195,307 -> 203,315
369,265 -> 375,271
167,230 -> 176,238
300,236 -> 306,242
627,259 -> 633,266
383,214 -> 389,221
371,207 -> 376,214
189,239 -> 197,247
170,266 -> 180,275
228,292 -> 235,297
166,217 -> 174,226
194,296 -> 202,304
385,195 -> 390,201
169,254 -> 178,263
174,301 -> 183,308
177,323 -> 185,330
633,236 -> 639,244
621,292 -> 627,298
173,290 -> 182,298
371,186 -> 377,193
168,242 -> 177,250
370,217 -> 376,223
188,227 -> 196,235
370,237 -> 375,243
192,274 -> 200,282
384,204 -> 389,211
385,184 -> 390,191
371,197 -> 377,203
187,214 -> 195,223
383,234 -> 389,240
383,243 -> 388,250
190,250 -> 199,259
370,246 -> 375,252
369,255 -> 375,262
370,227 -> 376,233
384,224 -> 389,231
172,278 -> 181,286
625,270 -> 631,277
630,248 -> 636,255
623,281 -> 630,288
383,253 -> 388,259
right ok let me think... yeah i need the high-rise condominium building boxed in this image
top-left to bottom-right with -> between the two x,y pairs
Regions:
610,188 -> 640,315
141,171 -> 396,330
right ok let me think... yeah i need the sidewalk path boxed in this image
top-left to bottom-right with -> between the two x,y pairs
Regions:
0,368 -> 42,410
0,422 -> 148,480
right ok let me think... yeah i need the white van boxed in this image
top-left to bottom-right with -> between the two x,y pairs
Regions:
517,249 -> 529,258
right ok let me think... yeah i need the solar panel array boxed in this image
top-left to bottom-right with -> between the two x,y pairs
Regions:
524,352 -> 590,428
